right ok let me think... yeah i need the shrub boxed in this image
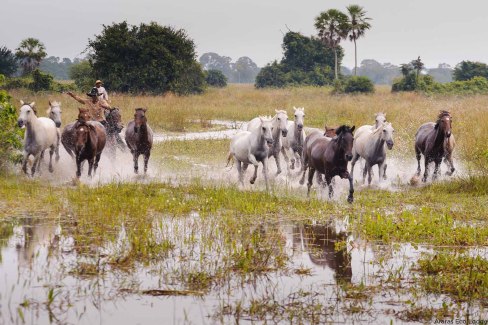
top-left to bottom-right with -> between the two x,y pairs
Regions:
0,87 -> 23,172
69,60 -> 94,91
205,69 -> 227,87
255,61 -> 287,88
344,76 -> 374,94
2,77 -> 31,90
30,69 -> 53,91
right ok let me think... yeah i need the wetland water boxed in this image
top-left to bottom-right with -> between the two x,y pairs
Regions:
0,215 -> 486,324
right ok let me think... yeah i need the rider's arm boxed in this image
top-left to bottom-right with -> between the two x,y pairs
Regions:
99,98 -> 111,110
66,91 -> 86,104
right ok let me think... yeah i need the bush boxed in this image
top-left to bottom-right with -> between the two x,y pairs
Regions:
0,87 -> 23,172
2,77 -> 31,90
205,69 -> 227,87
69,60 -> 94,91
30,69 -> 53,91
392,74 -> 488,95
255,61 -> 287,88
344,76 -> 374,94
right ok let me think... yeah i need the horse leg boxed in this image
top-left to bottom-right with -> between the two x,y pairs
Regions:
236,160 -> 243,185
263,158 -> 270,192
299,160 -> 308,185
250,164 -> 258,185
274,152 -> 282,175
307,168 -> 315,198
415,146 -> 422,176
422,158 -> 430,182
347,175 -> 354,203
326,176 -> 334,200
32,152 -> 42,176
444,155 -> 455,176
294,150 -> 302,170
316,172 -> 323,185
144,152 -> 150,174
378,162 -> 385,183
350,152 -> 359,180
94,153 -> 102,173
133,152 -> 139,174
87,158 -> 94,177
368,164 -> 375,185
362,161 -> 369,184
76,157 -> 82,178
48,145 -> 55,173
21,151 -> 29,175
432,159 -> 442,181
55,130 -> 60,162
383,163 -> 388,180
281,147 -> 291,170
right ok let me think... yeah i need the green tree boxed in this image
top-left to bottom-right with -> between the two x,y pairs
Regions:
15,38 -> 47,76
88,21 -> 205,95
205,69 -> 227,87
69,60 -> 94,91
0,46 -> 18,77
411,56 -> 424,79
346,5 -> 372,76
30,69 -> 53,91
315,9 -> 349,80
0,86 -> 23,172
255,61 -> 287,88
453,61 -> 488,81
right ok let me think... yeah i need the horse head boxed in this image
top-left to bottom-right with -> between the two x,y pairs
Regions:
48,101 -> 62,127
435,110 -> 452,138
335,125 -> 355,161
77,107 -> 91,122
375,112 -> 387,129
133,108 -> 147,133
293,106 -> 305,131
259,116 -> 274,146
106,107 -> 124,133
324,125 -> 337,137
17,101 -> 36,127
274,109 -> 288,137
380,122 -> 395,150
74,121 -> 92,152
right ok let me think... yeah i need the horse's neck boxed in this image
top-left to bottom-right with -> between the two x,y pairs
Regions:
137,123 -> 150,142
294,123 -> 303,144
328,139 -> 346,164
371,127 -> 386,153
25,116 -> 40,141
251,130 -> 266,150
433,126 -> 446,146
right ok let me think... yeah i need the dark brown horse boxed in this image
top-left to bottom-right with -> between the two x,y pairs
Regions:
415,110 -> 455,182
61,108 -> 91,159
306,125 -> 355,203
74,120 -> 106,178
104,107 -> 125,157
125,108 -> 153,174
299,125 -> 338,186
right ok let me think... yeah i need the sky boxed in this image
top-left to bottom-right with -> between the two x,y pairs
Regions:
2,0 -> 487,69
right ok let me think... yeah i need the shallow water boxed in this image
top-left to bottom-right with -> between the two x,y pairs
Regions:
0,215 -> 486,324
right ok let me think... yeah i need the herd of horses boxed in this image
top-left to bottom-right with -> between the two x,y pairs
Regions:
16,100 -> 455,202
228,107 -> 455,203
16,100 -> 153,178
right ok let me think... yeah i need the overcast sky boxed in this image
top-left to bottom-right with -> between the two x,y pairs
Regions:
2,0 -> 487,69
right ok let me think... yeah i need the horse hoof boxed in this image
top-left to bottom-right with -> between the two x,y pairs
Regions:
347,196 -> 354,204
276,170 -> 281,175
49,167 -> 54,173
299,179 -> 304,185
250,179 -> 255,185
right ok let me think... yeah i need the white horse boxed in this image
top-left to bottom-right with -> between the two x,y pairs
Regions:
46,101 -> 62,161
281,107 -> 306,170
247,109 -> 288,174
17,101 -> 59,176
350,121 -> 394,185
227,117 -> 274,191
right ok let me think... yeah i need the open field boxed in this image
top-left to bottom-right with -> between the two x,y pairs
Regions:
1,85 -> 488,323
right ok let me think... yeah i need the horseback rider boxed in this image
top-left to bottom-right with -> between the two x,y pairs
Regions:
66,87 -> 126,151
66,87 -> 111,126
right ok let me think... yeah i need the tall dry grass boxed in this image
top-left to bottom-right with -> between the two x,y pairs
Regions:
8,85 -> 488,171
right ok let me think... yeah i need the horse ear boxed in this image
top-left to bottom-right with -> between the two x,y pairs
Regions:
293,106 -> 297,111
30,102 -> 35,107
351,126 -> 355,133
20,100 -> 24,105
434,123 -> 439,129
49,100 -> 52,106
143,108 -> 147,112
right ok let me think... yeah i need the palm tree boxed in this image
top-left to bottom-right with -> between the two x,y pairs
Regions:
15,38 -> 47,76
315,9 -> 349,80
346,5 -> 372,76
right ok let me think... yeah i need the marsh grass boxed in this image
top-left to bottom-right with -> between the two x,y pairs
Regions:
417,252 -> 488,302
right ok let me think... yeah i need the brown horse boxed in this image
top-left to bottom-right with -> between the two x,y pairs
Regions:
125,108 -> 153,174
61,108 -> 91,159
306,125 -> 355,203
74,120 -> 106,178
415,110 -> 455,182
299,125 -> 338,186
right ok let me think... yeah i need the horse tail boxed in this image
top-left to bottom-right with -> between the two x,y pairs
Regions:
226,151 -> 234,168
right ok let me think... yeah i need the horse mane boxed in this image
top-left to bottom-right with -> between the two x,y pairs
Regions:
50,101 -> 60,107
335,125 -> 353,136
